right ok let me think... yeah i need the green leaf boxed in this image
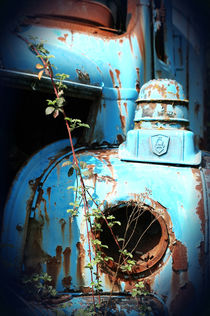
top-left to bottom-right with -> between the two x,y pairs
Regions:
107,215 -> 115,220
92,239 -> 101,245
64,117 -> 71,122
117,238 -> 125,242
72,164 -> 80,171
46,99 -> 57,105
62,161 -> 72,167
113,221 -> 121,226
85,263 -> 93,270
101,244 -> 108,248
67,186 -> 77,191
82,170 -> 93,177
69,202 -> 79,207
45,106 -> 55,115
131,289 -> 138,297
55,73 -> 70,80
80,123 -> 90,129
56,97 -> 65,107
80,161 -> 87,169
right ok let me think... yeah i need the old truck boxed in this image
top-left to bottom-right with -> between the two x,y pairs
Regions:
0,0 -> 209,315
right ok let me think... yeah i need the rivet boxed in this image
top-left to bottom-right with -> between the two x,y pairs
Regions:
16,224 -> 23,231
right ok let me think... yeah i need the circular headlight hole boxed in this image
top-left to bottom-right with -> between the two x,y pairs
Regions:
98,202 -> 168,275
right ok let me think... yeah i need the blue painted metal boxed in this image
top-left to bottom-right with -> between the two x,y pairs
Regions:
0,1 -> 209,315
119,79 -> 201,165
0,0 -> 152,145
0,0 -> 205,144
1,139 -> 207,314
153,0 -> 205,145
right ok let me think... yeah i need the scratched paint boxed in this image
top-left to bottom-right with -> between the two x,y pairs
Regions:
5,141 -> 202,306
0,1 -> 208,315
1,138 -> 208,315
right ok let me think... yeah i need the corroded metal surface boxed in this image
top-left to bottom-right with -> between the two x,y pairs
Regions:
119,79 -> 201,165
0,0 -> 151,145
21,0 -> 115,28
2,141 -> 207,314
0,1 -> 208,315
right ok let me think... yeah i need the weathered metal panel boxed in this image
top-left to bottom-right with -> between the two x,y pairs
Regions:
0,0 -> 152,145
119,79 -> 201,165
2,140 -> 205,314
0,1 -> 208,315
0,139 -> 70,278
153,0 -> 205,146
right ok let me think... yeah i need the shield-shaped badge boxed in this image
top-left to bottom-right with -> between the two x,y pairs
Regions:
151,135 -> 170,156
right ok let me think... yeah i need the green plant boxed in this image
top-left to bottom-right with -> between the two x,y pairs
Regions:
18,36 -> 157,315
22,273 -> 57,300
131,281 -> 148,297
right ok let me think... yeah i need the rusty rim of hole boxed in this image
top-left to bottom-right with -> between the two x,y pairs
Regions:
96,203 -> 169,275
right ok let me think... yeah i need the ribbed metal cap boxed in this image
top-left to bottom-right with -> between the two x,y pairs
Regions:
134,79 -> 189,128
136,79 -> 188,103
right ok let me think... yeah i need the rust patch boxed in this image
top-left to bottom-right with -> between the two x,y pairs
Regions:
136,67 -> 140,93
172,241 -> 188,272
80,286 -> 92,293
109,68 -> 115,86
76,241 -> 85,286
36,188 -> 49,225
120,115 -> 126,129
192,169 -> 205,234
138,6 -> 146,82
117,134 -> 124,144
84,163 -> 115,188
103,270 -> 121,292
62,276 -> 72,289
136,81 -> 140,93
76,69 -> 90,84
109,67 -> 122,100
96,175 -> 116,184
115,69 -> 122,89
136,67 -> 140,81
124,280 -> 138,292
47,187 -> 51,206
59,218 -> 66,240
145,83 -> 168,99
23,0 -> 114,29
118,101 -> 126,130
96,150 -> 117,201
47,246 -> 62,287
99,201 -> 169,275
63,247 -> 71,276
24,218 -> 50,274
24,147 -> 70,256
58,33 -> 68,43
56,164 -> 61,183
142,105 -> 156,117
128,36 -> 134,55
124,102 -> 128,116
96,66 -> 102,74
170,272 -> 195,316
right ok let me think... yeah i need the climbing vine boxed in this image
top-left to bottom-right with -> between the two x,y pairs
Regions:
19,35 -> 156,315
